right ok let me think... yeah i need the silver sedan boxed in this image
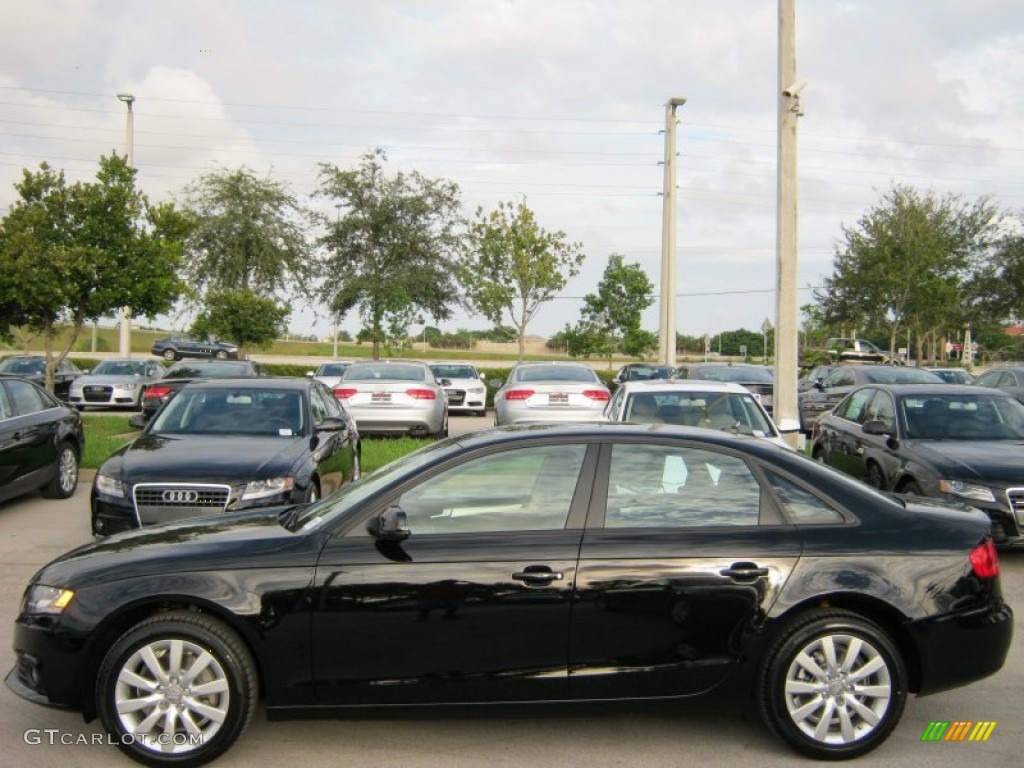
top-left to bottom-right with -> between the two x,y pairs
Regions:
493,361 -> 610,425
334,360 -> 448,437
67,358 -> 166,410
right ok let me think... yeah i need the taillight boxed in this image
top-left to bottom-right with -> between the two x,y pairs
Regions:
333,388 -> 356,400
505,389 -> 535,400
406,388 -> 437,400
969,539 -> 1000,578
583,389 -> 610,401
145,386 -> 171,399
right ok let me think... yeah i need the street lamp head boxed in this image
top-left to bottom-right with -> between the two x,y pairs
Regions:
666,96 -> 687,108
117,93 -> 135,108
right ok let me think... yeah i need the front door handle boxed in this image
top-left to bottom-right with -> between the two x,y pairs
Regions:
720,562 -> 769,581
512,565 -> 564,585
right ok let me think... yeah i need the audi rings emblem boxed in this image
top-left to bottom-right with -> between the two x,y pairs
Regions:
162,489 -> 199,503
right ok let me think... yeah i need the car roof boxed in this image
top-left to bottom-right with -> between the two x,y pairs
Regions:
857,383 -> 1013,397
616,380 -> 750,394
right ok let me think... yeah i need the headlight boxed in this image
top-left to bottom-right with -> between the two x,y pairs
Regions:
468,386 -> 485,394
95,473 -> 125,498
939,479 -> 996,503
241,477 -> 294,501
120,382 -> 138,390
24,585 -> 75,615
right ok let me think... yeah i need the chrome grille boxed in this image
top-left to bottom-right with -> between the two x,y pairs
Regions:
84,385 -> 113,402
133,483 -> 232,526
444,388 -> 466,405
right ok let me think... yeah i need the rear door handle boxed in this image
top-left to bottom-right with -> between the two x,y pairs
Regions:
720,562 -> 769,581
512,566 -> 564,585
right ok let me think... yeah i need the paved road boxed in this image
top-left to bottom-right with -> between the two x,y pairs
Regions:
0,415 -> 1021,767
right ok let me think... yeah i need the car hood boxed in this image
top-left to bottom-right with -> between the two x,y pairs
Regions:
32,508 -> 322,588
102,433 -> 308,483
910,439 -> 1024,483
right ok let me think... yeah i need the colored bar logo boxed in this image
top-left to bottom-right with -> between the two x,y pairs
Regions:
921,721 -> 996,742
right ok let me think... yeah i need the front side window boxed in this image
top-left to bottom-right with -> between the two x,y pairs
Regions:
836,388 -> 874,423
604,443 -> 762,528
396,444 -> 588,534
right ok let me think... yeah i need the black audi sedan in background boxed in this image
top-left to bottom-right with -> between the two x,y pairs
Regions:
9,423 -> 1012,766
0,355 -> 85,401
136,359 -> 269,423
0,374 -> 84,503
810,383 -> 1024,547
91,377 -> 360,535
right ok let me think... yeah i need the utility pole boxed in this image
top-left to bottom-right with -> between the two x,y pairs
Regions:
117,93 -> 135,358
659,97 -> 685,367
775,0 -> 802,445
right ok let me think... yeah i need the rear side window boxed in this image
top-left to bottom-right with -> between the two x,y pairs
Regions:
604,443 -> 762,528
765,471 -> 845,525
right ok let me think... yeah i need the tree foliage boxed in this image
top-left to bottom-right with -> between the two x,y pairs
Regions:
315,150 -> 464,360
564,253 -> 655,365
812,185 -> 1001,363
189,289 -> 289,355
0,155 -> 186,390
181,167 -> 312,299
460,199 -> 585,360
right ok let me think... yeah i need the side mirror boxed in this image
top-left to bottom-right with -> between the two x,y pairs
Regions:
368,506 -> 410,541
317,416 -> 347,432
438,377 -> 452,387
862,419 -> 893,436
488,378 -> 504,389
128,413 -> 147,430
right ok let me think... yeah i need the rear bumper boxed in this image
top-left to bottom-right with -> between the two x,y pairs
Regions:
910,600 -> 1013,695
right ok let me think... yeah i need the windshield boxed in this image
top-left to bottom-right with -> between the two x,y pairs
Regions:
151,388 -> 305,436
625,391 -> 776,435
901,393 -> 1024,440
92,360 -> 146,376
866,368 -> 942,384
344,364 -> 428,382
696,366 -> 774,383
0,358 -> 44,374
430,365 -> 479,379
166,362 -> 250,379
317,363 -> 349,377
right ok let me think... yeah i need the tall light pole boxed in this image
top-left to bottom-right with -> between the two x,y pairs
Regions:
117,93 -> 135,358
775,0 -> 802,445
659,96 -> 685,366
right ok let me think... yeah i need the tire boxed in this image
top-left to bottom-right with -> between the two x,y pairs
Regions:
350,447 -> 362,482
41,442 -> 78,499
811,444 -> 827,463
475,409 -> 487,418
757,609 -> 907,760
865,462 -> 885,490
96,611 -> 258,768
431,413 -> 449,439
214,350 -> 228,360
162,348 -> 178,362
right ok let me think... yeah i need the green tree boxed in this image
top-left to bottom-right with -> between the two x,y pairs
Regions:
315,150 -> 464,360
180,167 -> 312,299
460,199 -> 585,360
565,253 -> 655,366
189,289 -> 289,355
0,155 -> 186,391
813,185 -> 1000,362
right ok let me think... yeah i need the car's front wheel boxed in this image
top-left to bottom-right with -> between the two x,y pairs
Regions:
96,611 -> 258,768
162,348 -> 178,362
214,350 -> 228,360
757,609 -> 907,759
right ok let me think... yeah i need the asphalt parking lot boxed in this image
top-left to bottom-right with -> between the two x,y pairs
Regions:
0,415 -> 1021,767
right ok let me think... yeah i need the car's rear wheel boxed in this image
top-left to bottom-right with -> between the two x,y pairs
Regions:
162,348 -> 178,362
41,442 -> 78,499
898,479 -> 923,495
96,611 -> 258,768
758,609 -> 907,760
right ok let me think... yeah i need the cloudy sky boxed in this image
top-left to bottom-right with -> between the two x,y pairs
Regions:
2,0 -> 1022,341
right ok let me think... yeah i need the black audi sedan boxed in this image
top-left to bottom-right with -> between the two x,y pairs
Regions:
0,374 -> 84,503
91,377 -> 360,535
810,383 -> 1024,547
9,423 -> 1012,766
